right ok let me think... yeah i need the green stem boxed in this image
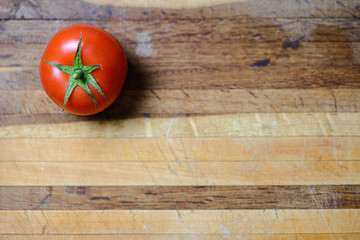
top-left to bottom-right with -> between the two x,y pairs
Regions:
72,69 -> 84,79
43,32 -> 107,111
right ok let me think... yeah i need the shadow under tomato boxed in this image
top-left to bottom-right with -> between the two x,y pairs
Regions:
0,53 -> 150,128
85,53 -> 150,121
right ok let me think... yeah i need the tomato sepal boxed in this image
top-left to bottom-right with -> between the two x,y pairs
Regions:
43,32 -> 108,111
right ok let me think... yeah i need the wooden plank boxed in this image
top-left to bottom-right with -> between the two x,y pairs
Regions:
1,0 -> 359,19
1,18 -> 359,68
2,65 -> 360,90
1,137 -> 359,162
1,88 -> 360,115
1,185 -> 359,210
2,234 -> 360,240
1,113 -> 359,138
2,41 -> 359,68
1,16 -> 359,90
1,18 -> 359,46
0,235 -> 356,240
59,235 -> 360,240
0,1 -> 359,239
0,210 -> 359,234
0,161 -> 358,186
1,234 -> 360,240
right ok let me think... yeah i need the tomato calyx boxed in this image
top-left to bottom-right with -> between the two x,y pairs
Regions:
44,32 -> 108,111
72,69 -> 84,79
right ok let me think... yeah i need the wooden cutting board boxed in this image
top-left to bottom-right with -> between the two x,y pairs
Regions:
0,0 -> 360,239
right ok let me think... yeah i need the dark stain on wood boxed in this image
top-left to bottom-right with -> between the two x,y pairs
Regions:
9,64 -> 22,67
0,54 -> 11,59
251,58 -> 270,67
90,197 -> 111,201
76,186 -> 86,195
144,191 -> 158,195
1,185 -> 359,210
282,37 -> 303,49
106,6 -> 113,19
336,1 -> 346,7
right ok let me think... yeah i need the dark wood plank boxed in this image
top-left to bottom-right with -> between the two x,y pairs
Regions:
1,18 -> 359,68
1,185 -> 359,210
2,42 -> 359,68
1,0 -> 359,20
1,18 -> 359,45
1,88 -> 359,116
1,18 -> 359,94
2,137 -> 359,162
1,65 -> 360,91
2,234 -> 360,239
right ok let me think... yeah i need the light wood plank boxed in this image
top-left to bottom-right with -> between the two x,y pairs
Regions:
1,113 -> 359,138
1,88 -> 360,115
1,234 -> 360,240
1,137 -> 359,162
2,42 -> 359,68
0,161 -> 358,186
0,210 -> 359,234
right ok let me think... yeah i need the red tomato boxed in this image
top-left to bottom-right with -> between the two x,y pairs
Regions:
39,24 -> 127,115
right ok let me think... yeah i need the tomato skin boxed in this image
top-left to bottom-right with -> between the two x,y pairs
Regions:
40,24 -> 127,115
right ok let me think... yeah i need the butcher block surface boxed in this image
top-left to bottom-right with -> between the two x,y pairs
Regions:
0,0 -> 360,239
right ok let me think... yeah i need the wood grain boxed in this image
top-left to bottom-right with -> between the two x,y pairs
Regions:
2,66 -> 360,90
0,161 -> 358,186
2,234 -> 360,240
1,88 -> 360,115
1,113 -> 360,138
1,185 -> 359,210
1,15 -> 359,96
4,234 -> 360,240
1,137 -> 359,162
1,210 -> 359,234
1,0 -> 359,19
0,233 -> 360,240
3,42 -> 359,68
